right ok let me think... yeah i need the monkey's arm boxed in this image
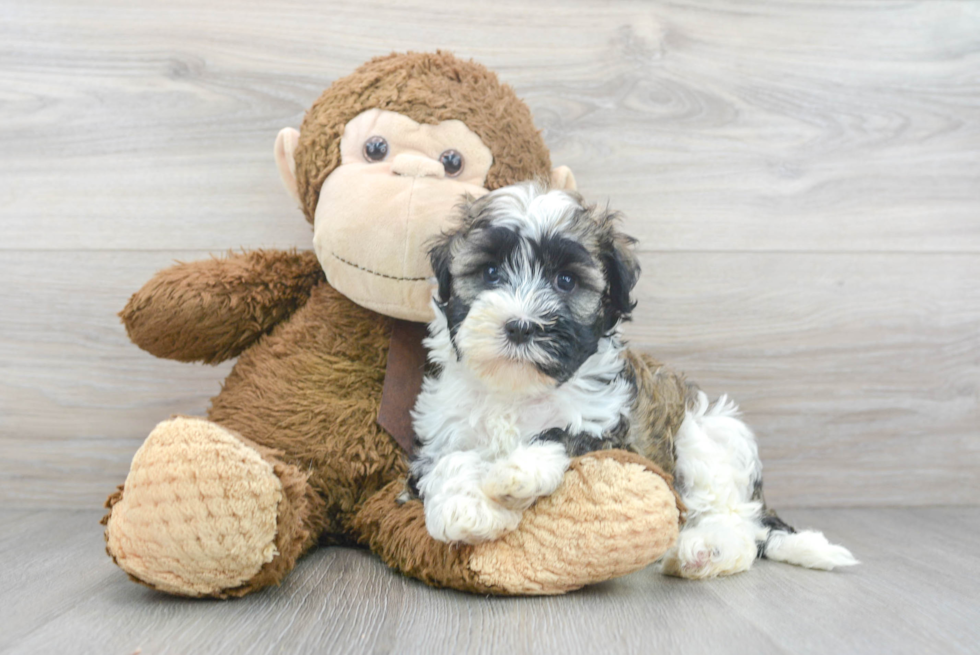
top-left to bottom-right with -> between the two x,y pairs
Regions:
121,249 -> 325,364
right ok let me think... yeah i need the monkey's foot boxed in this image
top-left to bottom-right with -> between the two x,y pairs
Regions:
468,451 -> 681,594
355,449 -> 682,595
103,417 -> 317,597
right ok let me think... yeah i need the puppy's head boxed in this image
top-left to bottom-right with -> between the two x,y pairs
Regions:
428,182 -> 639,393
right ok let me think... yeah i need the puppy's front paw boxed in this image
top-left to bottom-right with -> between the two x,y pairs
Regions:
660,523 -> 758,579
482,463 -> 549,510
425,492 -> 522,545
482,445 -> 569,510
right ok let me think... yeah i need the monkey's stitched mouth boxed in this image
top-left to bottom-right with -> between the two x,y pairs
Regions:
329,251 -> 429,282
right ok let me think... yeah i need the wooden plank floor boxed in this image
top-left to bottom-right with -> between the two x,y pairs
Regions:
1,508 -> 977,655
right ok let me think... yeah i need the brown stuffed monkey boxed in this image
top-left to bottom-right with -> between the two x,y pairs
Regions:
102,51 -> 682,598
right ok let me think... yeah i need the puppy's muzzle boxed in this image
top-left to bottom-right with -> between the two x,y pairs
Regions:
504,319 -> 537,345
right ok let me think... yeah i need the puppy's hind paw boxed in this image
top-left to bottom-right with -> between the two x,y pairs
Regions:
660,524 -> 758,579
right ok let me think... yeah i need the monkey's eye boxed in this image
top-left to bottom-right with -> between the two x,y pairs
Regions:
363,136 -> 388,162
555,272 -> 577,293
440,149 -> 464,177
483,263 -> 502,286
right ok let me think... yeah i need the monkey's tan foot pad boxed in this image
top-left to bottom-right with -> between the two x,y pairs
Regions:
103,417 -> 283,597
468,450 -> 682,595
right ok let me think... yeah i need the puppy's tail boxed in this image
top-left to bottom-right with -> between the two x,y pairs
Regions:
757,512 -> 859,570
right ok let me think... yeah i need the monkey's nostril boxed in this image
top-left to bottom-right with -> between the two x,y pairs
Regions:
504,320 -> 534,345
390,154 -> 446,179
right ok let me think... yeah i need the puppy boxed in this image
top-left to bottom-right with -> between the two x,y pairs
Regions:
408,183 -> 857,579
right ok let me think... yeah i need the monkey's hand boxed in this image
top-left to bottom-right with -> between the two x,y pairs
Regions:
121,249 -> 324,364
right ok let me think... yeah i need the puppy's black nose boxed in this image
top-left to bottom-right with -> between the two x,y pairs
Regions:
504,320 -> 535,345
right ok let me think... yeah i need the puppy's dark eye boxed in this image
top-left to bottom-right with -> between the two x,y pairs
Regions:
440,149 -> 464,177
555,272 -> 577,293
363,136 -> 388,162
483,263 -> 501,285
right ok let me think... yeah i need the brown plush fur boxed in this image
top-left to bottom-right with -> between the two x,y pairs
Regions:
352,479 -> 496,594
208,283 -> 405,543
121,249 -> 324,364
294,51 -> 553,223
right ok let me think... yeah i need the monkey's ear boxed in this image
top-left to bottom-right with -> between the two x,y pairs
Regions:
551,166 -> 577,191
275,127 -> 301,205
428,235 -> 454,305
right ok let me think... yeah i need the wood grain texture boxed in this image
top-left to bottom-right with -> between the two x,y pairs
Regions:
2,508 -> 978,655
1,0 -> 977,252
2,250 -> 977,508
1,0 -> 979,509
627,251 -> 980,507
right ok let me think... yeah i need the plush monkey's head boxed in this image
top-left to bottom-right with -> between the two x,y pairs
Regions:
275,51 -> 576,322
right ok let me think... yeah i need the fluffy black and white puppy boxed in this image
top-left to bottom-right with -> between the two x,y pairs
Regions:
408,183 -> 857,579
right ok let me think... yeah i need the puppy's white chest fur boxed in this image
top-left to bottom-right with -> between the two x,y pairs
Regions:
414,324 -> 631,458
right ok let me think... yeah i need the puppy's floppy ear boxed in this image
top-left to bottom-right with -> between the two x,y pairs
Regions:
428,233 -> 454,305
428,192 -> 487,305
597,211 -> 641,331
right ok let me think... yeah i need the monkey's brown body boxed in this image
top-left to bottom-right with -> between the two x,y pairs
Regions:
101,52 -> 684,597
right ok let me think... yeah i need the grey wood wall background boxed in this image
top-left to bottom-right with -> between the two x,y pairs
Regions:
2,0 -> 977,510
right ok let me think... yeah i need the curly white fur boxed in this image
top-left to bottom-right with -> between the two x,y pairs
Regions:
662,392 -> 858,578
